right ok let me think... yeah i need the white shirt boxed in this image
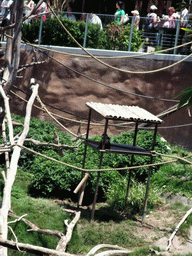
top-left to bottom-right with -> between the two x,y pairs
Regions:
63,14 -> 76,22
1,0 -> 13,19
24,0 -> 34,16
37,2 -> 47,15
180,8 -> 189,26
87,14 -> 103,30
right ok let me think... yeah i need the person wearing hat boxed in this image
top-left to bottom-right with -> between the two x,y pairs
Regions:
131,10 -> 140,31
145,5 -> 158,30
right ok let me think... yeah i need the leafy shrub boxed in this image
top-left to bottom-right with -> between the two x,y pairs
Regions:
22,18 -> 106,49
6,115 -> 168,205
27,129 -> 168,202
106,179 -> 162,214
104,23 -> 143,51
22,18 -> 143,51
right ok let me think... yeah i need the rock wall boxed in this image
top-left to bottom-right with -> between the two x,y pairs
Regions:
11,49 -> 192,149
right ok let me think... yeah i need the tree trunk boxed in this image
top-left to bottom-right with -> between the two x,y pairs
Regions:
0,81 -> 39,255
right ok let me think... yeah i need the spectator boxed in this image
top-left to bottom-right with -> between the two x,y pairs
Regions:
145,5 -> 158,30
168,7 -> 176,28
162,14 -> 169,28
63,7 -> 76,22
87,11 -> 103,30
114,1 -> 125,24
36,1 -> 47,21
0,0 -> 13,25
180,5 -> 189,27
80,12 -> 86,22
131,10 -> 140,31
24,0 -> 34,24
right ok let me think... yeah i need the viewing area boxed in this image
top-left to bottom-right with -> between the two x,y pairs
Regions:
81,102 -> 163,221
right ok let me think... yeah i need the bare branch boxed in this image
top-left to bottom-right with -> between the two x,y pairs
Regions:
0,80 -> 39,255
8,226 -> 23,252
24,137 -> 78,151
17,60 -> 47,74
86,244 -> 131,256
0,237 -> 76,256
8,214 -> 27,225
166,206 -> 192,251
56,210 -> 81,252
9,212 -> 63,239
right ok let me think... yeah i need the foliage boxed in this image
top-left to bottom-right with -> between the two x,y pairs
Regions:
102,22 -> 143,51
22,18 -> 143,51
24,122 -> 168,201
106,179 -> 162,214
175,87 -> 192,109
22,17 -> 106,49
151,145 -> 192,197
1,115 -> 168,206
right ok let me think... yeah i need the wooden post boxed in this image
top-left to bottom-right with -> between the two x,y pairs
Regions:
78,108 -> 92,207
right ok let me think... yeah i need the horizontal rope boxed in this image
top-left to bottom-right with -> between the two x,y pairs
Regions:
19,144 -> 192,172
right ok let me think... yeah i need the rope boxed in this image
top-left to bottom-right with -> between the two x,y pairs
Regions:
36,94 -> 78,137
20,144 -> 192,172
152,151 -> 192,165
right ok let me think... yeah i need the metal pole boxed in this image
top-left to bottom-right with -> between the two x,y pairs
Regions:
174,19 -> 180,55
124,122 -> 138,210
128,16 -> 134,52
91,119 -> 108,221
38,14 -> 43,45
83,13 -> 89,48
142,124 -> 158,223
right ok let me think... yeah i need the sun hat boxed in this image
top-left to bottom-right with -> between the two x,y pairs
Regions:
131,10 -> 139,15
150,5 -> 157,10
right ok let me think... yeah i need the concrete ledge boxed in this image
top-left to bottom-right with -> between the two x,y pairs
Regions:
1,41 -> 192,62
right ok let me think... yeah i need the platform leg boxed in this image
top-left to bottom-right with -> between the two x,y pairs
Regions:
142,124 -> 158,223
91,152 -> 103,221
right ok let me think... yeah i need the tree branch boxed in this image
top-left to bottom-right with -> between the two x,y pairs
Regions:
56,210 -> 81,252
24,137 -> 79,151
166,206 -> 192,251
86,244 -> 131,256
0,237 -> 76,256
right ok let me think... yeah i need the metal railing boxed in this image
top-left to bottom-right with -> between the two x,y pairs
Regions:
31,11 -> 192,55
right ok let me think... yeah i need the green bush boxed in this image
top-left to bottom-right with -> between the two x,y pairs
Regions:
22,18 -> 143,51
22,18 -> 106,49
106,179 -> 162,214
104,23 -> 143,51
27,129 -> 168,202
4,115 -> 168,206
